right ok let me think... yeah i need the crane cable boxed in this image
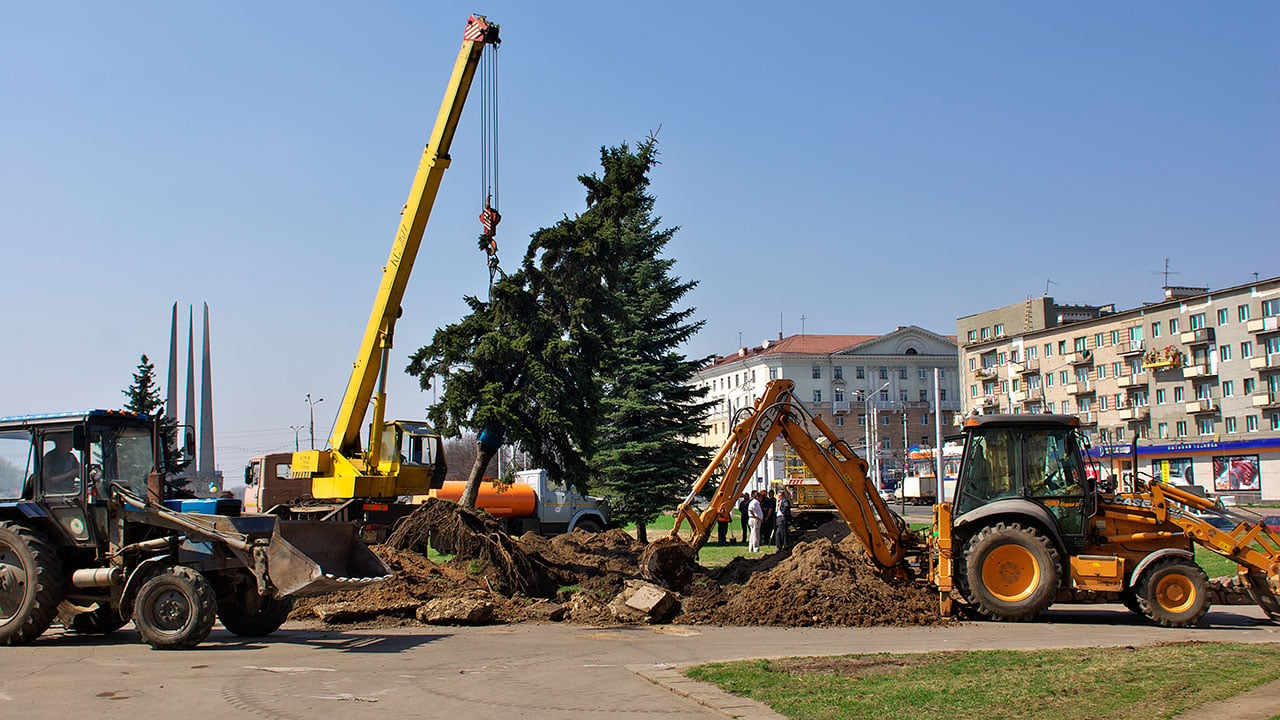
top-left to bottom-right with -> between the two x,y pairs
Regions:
478,42 -> 503,288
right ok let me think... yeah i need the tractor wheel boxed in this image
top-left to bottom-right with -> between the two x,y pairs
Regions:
1242,570 -> 1280,623
1119,588 -> 1144,617
58,602 -> 128,635
133,566 -> 217,650
0,521 -> 66,645
217,576 -> 293,637
1135,559 -> 1209,628
963,522 -> 1061,622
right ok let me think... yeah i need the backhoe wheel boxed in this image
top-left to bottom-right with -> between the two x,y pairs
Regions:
133,566 -> 217,650
1119,588 -> 1144,617
58,602 -> 128,635
963,522 -> 1061,622
1135,559 -> 1209,628
0,521 -> 66,645
216,572 -> 293,637
1242,570 -> 1280,623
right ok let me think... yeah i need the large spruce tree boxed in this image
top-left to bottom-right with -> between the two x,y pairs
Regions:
122,353 -> 190,490
587,139 -> 713,542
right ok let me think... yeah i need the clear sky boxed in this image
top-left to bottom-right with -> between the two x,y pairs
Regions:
2,2 -> 1276,478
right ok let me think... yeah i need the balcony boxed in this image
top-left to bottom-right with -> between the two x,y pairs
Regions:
1011,359 -> 1040,375
1116,373 -> 1148,389
1249,354 -> 1280,373
1184,399 -> 1218,415
1119,406 -> 1150,422
1253,391 -> 1280,410
1077,411 -> 1096,425
1180,328 -> 1215,346
1247,316 -> 1280,335
1142,346 -> 1183,372
1066,382 -> 1095,396
1182,363 -> 1217,379
1067,350 -> 1094,366
1116,341 -> 1145,357
831,400 -> 851,414
974,367 -> 998,380
1019,388 -> 1043,404
980,395 -> 1001,410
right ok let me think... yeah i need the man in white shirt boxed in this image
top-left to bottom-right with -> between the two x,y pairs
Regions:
747,491 -> 764,552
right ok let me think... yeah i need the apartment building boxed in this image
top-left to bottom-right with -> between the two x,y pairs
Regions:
692,327 -> 960,490
957,278 -> 1280,501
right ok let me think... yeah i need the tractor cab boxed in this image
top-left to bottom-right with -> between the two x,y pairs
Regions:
952,414 -> 1093,554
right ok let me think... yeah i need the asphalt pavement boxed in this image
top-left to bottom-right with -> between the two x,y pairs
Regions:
3,604 -> 1278,719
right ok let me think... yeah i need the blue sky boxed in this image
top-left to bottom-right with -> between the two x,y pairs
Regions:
2,2 -> 1276,476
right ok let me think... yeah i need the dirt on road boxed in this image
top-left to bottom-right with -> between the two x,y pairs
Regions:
290,499 -> 944,629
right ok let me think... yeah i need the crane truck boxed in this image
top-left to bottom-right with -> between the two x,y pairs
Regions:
665,378 -> 1280,626
0,410 -> 387,649
265,15 -> 500,531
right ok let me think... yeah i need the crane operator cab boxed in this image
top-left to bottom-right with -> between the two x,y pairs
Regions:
375,421 -> 446,490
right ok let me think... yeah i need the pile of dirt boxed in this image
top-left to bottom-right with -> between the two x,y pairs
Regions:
291,501 -> 941,629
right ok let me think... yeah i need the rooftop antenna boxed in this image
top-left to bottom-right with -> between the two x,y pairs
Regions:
1044,278 -> 1057,296
800,314 -> 807,335
1151,257 -> 1180,288
738,331 -> 743,348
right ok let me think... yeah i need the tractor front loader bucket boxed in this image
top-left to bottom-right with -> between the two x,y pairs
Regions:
266,520 -> 392,597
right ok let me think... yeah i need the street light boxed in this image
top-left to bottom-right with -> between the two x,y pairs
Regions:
862,381 -> 891,490
305,394 -> 324,450
289,424 -> 305,452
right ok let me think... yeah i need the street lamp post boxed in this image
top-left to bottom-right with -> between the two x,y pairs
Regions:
289,424 -> 304,452
864,381 -> 891,490
305,393 -> 324,450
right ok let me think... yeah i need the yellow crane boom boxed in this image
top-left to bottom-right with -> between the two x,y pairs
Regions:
292,15 -> 500,500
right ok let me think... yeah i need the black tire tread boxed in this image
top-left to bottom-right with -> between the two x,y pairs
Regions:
1136,559 -> 1209,628
134,566 -> 217,650
0,522 -> 66,646
963,521 -> 1062,622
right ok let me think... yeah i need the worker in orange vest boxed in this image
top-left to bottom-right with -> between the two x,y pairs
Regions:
717,507 -> 731,545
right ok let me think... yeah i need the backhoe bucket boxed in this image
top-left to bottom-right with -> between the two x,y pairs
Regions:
266,521 -> 391,597
1244,570 -> 1280,623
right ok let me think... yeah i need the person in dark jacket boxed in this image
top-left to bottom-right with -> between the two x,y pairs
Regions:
775,489 -> 793,549
737,493 -> 750,545
761,490 -> 777,544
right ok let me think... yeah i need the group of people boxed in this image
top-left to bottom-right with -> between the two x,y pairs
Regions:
714,487 -> 792,552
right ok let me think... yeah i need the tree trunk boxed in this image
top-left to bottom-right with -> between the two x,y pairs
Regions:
636,522 -> 648,544
458,444 -> 498,509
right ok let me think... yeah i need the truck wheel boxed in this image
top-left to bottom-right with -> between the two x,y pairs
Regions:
58,602 -> 128,635
573,518 -> 603,534
1119,589 -> 1144,617
1135,559 -> 1209,628
1242,570 -> 1280,623
0,521 -> 66,645
963,522 -> 1061,622
217,587 -> 293,637
133,566 -> 217,650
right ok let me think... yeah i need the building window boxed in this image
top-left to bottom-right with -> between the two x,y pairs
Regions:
1197,418 -> 1214,435
1220,345 -> 1231,362
921,413 -> 929,425
900,390 -> 909,402
1044,343 -> 1052,357
1170,317 -> 1180,333
1110,330 -> 1121,345
1058,341 -> 1067,355
1095,333 -> 1105,348
1098,365 -> 1107,379
880,390 -> 889,401
812,365 -> 821,379
1046,374 -> 1054,388
834,389 -> 846,402
1156,388 -> 1166,404
833,366 -> 843,380
1272,414 -> 1280,432
1217,308 -> 1229,326
1243,341 -> 1253,358
1195,384 -> 1211,400
1062,400 -> 1072,414
1099,396 -> 1108,410
1116,427 -> 1126,441
899,368 -> 908,380
858,414 -> 866,426
1158,422 -> 1168,438
1223,380 -> 1234,397
1174,386 -> 1184,403
967,330 -> 977,343
940,370 -> 946,378
1247,415 -> 1258,432
1176,421 -> 1187,437
1152,321 -> 1161,338
995,323 -> 1005,336
1264,299 -> 1279,317
1190,313 -> 1205,330
769,367 -> 778,379
969,357 -> 977,370
1239,304 -> 1250,322
971,385 -> 979,398
1245,378 -> 1256,394
919,368 -> 928,379
1073,337 -> 1087,353
813,390 -> 822,403
1029,346 -> 1038,360
882,415 -> 891,426
981,327 -> 991,340
940,389 -> 947,401
1226,416 -> 1237,434
879,368 -> 888,380
835,415 -> 844,427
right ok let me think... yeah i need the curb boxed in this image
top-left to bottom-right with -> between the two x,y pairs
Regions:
1172,678 -> 1280,720
628,663 -> 787,720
